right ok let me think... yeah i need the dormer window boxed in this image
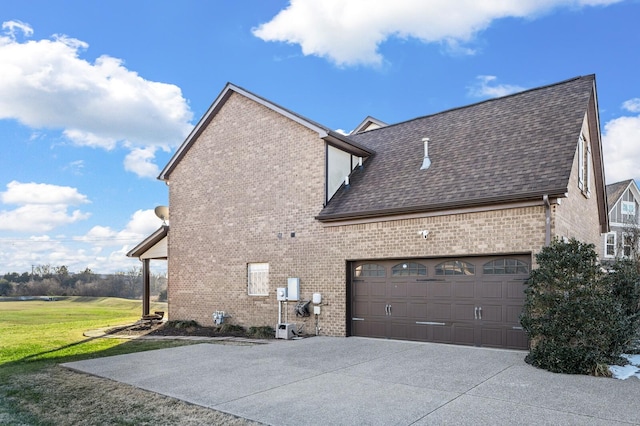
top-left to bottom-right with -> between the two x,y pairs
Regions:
326,144 -> 361,203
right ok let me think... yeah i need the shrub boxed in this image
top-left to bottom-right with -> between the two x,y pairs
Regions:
247,326 -> 275,339
166,320 -> 200,329
520,239 -> 628,374
218,323 -> 246,336
602,259 -> 640,353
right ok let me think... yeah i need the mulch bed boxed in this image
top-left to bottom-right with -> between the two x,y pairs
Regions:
104,322 -> 271,339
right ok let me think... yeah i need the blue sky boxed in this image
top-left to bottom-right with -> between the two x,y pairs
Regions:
1,0 -> 639,274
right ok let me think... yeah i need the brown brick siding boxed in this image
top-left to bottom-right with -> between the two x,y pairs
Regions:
552,117 -> 602,251
166,94 -> 599,337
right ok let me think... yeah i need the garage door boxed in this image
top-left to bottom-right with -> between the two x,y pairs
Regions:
350,256 -> 530,350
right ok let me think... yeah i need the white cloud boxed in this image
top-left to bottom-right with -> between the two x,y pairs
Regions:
0,181 -> 91,232
0,204 -> 90,232
253,0 -> 621,67
468,75 -> 527,98
1,181 -> 89,205
622,98 -> 640,113
124,147 -> 160,179
0,21 -> 193,174
0,209 -> 165,274
602,109 -> 640,184
2,20 -> 33,38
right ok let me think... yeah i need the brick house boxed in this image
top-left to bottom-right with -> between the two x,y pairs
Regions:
602,179 -> 640,260
147,75 -> 608,350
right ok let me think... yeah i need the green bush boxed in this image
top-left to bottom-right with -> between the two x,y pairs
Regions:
602,259 -> 640,353
520,239 -> 629,374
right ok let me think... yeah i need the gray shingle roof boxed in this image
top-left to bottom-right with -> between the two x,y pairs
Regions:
318,75 -> 596,221
606,179 -> 633,209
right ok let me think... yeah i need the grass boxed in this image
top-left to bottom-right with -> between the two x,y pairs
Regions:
0,297 -> 259,425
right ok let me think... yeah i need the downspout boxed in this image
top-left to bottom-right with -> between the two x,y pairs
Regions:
543,195 -> 551,246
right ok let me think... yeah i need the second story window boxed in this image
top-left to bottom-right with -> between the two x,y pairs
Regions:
577,134 -> 591,198
622,201 -> 636,217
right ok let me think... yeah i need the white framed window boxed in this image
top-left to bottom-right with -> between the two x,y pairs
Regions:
248,263 -> 269,296
604,232 -> 616,258
622,201 -> 636,216
578,134 -> 591,197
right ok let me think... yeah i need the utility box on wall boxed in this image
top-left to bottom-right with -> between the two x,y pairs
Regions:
287,278 -> 300,301
276,323 -> 295,339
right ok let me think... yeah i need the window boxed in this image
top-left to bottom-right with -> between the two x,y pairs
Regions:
483,258 -> 529,274
326,145 -> 362,203
622,201 -> 636,217
248,263 -> 269,296
435,260 -> 475,276
604,233 -> 616,258
391,262 -> 426,276
577,134 -> 591,197
354,263 -> 386,277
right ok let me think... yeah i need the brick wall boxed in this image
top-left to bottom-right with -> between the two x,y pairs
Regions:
552,115 -> 602,252
166,92 -> 598,337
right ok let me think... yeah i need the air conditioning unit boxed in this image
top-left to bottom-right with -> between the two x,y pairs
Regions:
276,323 -> 295,340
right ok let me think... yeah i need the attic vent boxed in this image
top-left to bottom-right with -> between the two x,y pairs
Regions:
420,138 -> 431,170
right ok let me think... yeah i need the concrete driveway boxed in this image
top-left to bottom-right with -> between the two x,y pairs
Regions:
63,337 -> 640,425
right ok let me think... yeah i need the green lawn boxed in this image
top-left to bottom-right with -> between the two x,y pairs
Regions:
0,297 -> 254,425
0,297 -> 167,369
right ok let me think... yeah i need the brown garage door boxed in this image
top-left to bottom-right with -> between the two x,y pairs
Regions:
350,256 -> 530,350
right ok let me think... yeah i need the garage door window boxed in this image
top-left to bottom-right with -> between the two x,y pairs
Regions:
483,258 -> 529,274
354,263 -> 386,277
391,262 -> 426,276
435,260 -> 475,275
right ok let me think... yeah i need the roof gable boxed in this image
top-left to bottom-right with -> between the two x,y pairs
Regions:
606,179 -> 640,212
318,75 -> 601,222
159,83 -> 372,180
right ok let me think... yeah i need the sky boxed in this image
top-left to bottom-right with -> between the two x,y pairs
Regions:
0,0 -> 639,275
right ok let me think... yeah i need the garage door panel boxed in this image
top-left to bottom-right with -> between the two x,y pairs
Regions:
408,282 -> 428,298
428,282 -> 451,298
432,325 -> 453,344
370,301 -> 388,318
480,281 -> 503,298
453,325 -> 475,346
453,282 -> 475,298
351,256 -> 530,350
480,327 -> 504,348
390,282 -> 408,297
452,304 -> 475,321
507,281 -> 527,298
506,305 -> 524,324
352,301 -> 370,317
428,303 -> 451,321
389,302 -> 408,319
408,302 -> 428,319
370,282 -> 386,297
507,328 -> 528,349
408,323 -> 429,341
478,304 -> 503,323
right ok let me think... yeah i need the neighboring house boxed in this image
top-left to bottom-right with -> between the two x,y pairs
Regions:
143,75 -> 608,350
603,179 -> 640,260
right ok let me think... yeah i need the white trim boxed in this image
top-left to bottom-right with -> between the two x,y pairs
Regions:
603,232 -> 616,258
248,263 -> 269,296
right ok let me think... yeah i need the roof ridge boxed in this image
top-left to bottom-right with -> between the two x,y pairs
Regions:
356,75 -> 594,134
